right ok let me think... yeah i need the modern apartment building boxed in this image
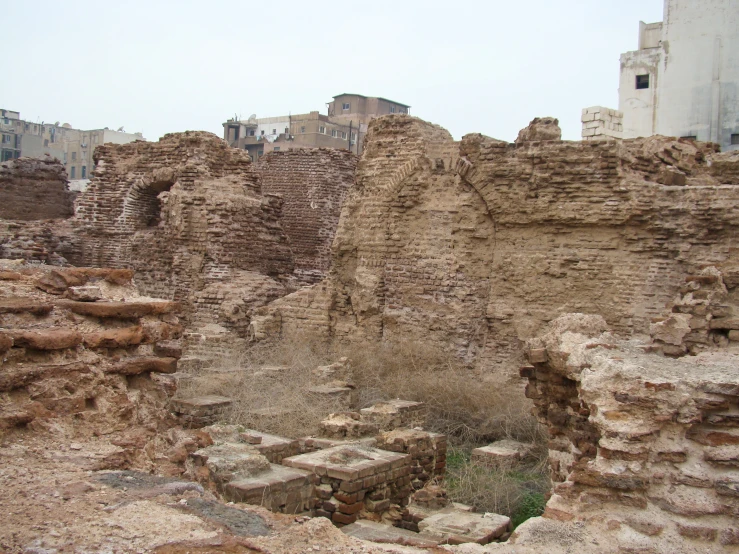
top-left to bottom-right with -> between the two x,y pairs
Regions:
223,94 -> 411,161
0,109 -> 145,186
583,0 -> 739,150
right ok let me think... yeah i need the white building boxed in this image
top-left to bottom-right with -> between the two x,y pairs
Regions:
616,0 -> 739,151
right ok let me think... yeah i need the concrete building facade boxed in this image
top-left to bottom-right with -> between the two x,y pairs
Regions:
0,109 -> 145,186
615,0 -> 739,150
223,94 -> 410,161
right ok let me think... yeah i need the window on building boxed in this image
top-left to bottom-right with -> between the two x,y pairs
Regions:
70,166 -> 76,179
636,74 -> 650,89
351,132 -> 356,142
272,128 -> 277,135
342,102 -> 350,110
331,130 -> 337,137
261,130 -> 265,136
72,152 -> 77,161
342,132 -> 347,139
682,135 -> 697,141
319,126 -> 325,134
1,134 -> 9,143
731,134 -> 739,145
390,106 -> 396,113
284,127 -> 289,134
249,129 -> 255,136
301,126 -> 306,133
274,147 -> 281,152
258,150 -> 264,157
82,166 -> 87,178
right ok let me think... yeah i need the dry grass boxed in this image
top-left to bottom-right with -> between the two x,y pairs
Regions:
176,332 -> 343,438
178,332 -> 551,526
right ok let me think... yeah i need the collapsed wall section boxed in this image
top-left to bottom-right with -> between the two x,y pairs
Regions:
256,149 -> 358,285
518,313 -> 739,550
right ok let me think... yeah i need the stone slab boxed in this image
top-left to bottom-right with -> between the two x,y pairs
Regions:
283,444 -> 408,481
418,511 -> 511,545
171,395 -> 233,416
342,520 -> 440,547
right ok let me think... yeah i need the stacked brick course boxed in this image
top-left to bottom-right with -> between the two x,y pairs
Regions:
257,149 -> 358,284
258,115 -> 739,378
0,158 -> 74,220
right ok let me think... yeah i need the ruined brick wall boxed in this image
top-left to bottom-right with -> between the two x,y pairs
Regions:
0,158 -> 78,265
0,158 -> 74,221
256,149 -> 357,284
257,115 -> 739,375
73,132 -> 294,338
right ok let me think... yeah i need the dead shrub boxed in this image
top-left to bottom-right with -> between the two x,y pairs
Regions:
179,331 -> 547,449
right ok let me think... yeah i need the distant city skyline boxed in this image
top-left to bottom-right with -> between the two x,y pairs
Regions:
2,0 -> 663,143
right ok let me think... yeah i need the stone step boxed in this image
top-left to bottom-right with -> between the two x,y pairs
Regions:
239,430 -> 300,464
418,511 -> 511,545
341,520 -> 439,548
360,399 -> 427,431
471,439 -> 535,465
224,464 -> 317,514
171,395 -> 232,427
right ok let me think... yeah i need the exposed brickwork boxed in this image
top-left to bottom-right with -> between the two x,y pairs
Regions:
257,149 -> 358,284
70,132 -> 295,346
0,158 -> 74,221
258,115 -> 739,377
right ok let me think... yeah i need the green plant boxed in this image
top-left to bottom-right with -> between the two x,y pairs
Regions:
511,491 -> 546,527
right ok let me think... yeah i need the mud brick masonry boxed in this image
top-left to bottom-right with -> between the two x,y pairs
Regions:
253,115 -> 739,378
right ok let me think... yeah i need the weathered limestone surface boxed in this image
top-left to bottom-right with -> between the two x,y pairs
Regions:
257,149 -> 358,285
256,115 -> 739,377
519,313 -> 739,551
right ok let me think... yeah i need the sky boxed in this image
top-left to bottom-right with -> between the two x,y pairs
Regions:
2,0 -> 664,143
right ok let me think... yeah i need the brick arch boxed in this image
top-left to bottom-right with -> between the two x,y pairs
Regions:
120,173 -> 176,230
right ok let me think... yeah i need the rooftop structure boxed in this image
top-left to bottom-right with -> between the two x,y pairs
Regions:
0,109 -> 145,187
583,0 -> 739,150
222,94 -> 411,161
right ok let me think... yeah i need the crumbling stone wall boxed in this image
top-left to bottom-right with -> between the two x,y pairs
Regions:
0,157 -> 74,220
255,115 -> 739,375
520,313 -> 739,550
257,149 -> 358,284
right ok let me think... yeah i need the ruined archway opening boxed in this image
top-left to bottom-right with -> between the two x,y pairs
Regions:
126,179 -> 174,230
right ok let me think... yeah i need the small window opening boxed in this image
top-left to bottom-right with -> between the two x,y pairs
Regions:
390,106 -> 396,113
342,102 -> 350,110
274,147 -> 281,152
636,74 -> 650,89
731,134 -> 739,145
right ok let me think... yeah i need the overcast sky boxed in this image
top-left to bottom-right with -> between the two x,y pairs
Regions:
3,0 -> 664,143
